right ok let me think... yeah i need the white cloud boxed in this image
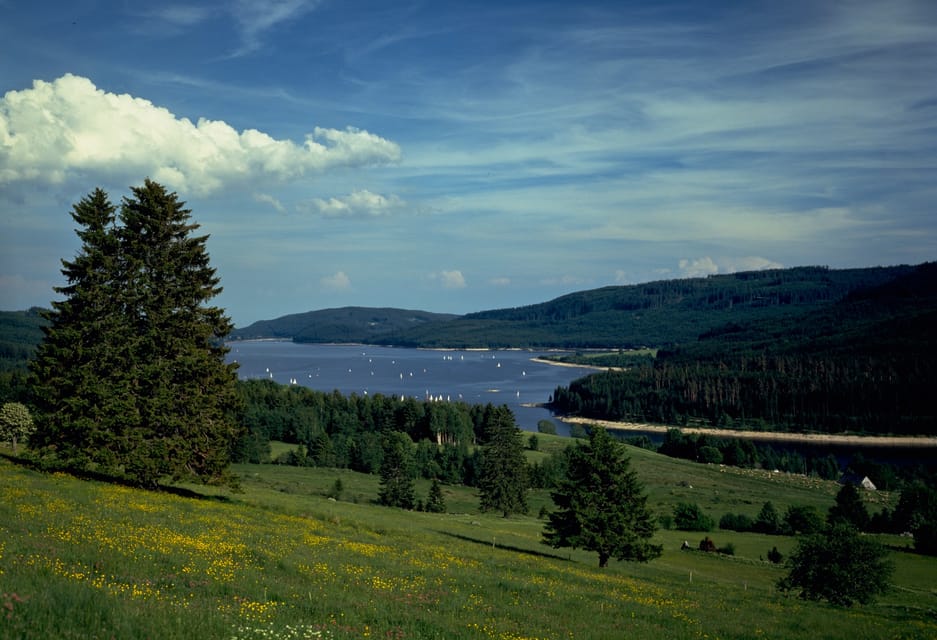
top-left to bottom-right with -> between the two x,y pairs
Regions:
302,190 -> 406,218
489,277 -> 511,287
231,0 -> 321,56
253,192 -> 285,212
678,256 -> 783,278
438,270 -> 466,289
0,74 -> 400,195
321,271 -> 351,290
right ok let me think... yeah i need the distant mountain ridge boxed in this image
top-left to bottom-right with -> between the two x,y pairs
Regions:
230,307 -> 458,343
229,264 -> 917,348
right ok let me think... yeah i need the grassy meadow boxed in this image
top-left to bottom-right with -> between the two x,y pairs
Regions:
2,437 -> 935,640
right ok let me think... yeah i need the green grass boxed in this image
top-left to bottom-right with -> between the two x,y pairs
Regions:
1,444 -> 933,640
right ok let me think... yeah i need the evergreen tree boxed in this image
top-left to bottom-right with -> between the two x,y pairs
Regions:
754,501 -> 781,534
425,478 -> 446,513
378,431 -> 415,509
478,406 -> 528,517
30,181 -> 239,487
30,188 -> 127,471
543,427 -> 662,567
828,483 -> 870,531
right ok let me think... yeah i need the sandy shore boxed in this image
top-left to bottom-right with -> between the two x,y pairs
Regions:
561,416 -> 937,448
530,357 -> 623,371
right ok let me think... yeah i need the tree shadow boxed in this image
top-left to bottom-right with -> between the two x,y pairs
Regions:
434,530 -> 572,562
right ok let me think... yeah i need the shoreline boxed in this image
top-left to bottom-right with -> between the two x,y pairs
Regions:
560,416 -> 937,448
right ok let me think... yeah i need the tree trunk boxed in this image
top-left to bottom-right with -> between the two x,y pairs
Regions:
598,552 -> 609,568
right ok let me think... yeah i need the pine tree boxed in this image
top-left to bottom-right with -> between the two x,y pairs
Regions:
828,483 -> 870,531
543,427 -> 662,567
378,431 -> 415,509
478,406 -> 528,517
30,181 -> 240,487
30,188 -> 127,471
425,478 -> 446,513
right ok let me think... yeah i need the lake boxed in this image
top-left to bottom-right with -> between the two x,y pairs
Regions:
226,341 -> 590,433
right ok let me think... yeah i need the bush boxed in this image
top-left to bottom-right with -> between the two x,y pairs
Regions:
767,546 -> 783,564
673,502 -> 714,532
537,420 -> 557,435
778,525 -> 893,606
719,513 -> 753,532
717,542 -> 736,556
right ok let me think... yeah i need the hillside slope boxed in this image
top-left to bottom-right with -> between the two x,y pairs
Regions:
231,265 -> 914,348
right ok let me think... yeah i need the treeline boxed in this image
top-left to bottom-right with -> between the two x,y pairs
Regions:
233,379 -> 564,489
551,263 -> 937,437
228,265 -> 913,348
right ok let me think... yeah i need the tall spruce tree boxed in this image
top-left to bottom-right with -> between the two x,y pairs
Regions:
31,181 -> 240,487
30,188 -> 127,471
378,431 -> 416,509
478,406 -> 528,517
543,427 -> 662,567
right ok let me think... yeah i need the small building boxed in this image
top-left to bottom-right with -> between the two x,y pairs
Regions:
839,472 -> 877,491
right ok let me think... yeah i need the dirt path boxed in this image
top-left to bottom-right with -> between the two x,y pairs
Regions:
560,416 -> 937,448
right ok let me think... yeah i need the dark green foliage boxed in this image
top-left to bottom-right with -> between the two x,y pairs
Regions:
29,182 -> 239,488
536,419 -> 557,435
784,504 -> 825,535
550,263 -> 937,436
828,483 -> 870,531
230,307 -> 458,343
527,434 -> 539,451
378,431 -> 415,509
719,513 -> 754,532
478,406 -> 528,517
327,478 -> 344,500
673,502 -> 714,532
778,525 -> 893,606
892,483 -> 937,555
0,309 -> 47,373
543,427 -> 662,567
754,501 -> 781,535
425,478 -> 446,513
767,546 -> 784,564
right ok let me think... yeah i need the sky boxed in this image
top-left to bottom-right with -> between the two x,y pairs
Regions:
1,0 -> 935,327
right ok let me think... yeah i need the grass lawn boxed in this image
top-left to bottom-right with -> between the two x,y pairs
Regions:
1,443 -> 933,640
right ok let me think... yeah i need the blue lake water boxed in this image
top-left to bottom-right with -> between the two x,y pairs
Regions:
226,341 -> 591,433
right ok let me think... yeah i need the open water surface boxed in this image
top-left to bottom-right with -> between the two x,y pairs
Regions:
227,341 -> 590,433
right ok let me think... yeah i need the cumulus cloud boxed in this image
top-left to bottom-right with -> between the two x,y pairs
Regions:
302,190 -> 406,218
438,270 -> 467,289
678,256 -> 783,278
0,74 -> 400,195
321,271 -> 351,290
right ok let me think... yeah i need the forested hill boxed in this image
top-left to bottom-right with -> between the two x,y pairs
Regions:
230,307 -> 458,342
230,265 -> 914,348
550,262 -> 937,436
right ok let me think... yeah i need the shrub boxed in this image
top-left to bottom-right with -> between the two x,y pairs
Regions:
537,420 -> 557,435
718,542 -> 736,556
673,502 -> 714,532
767,546 -> 783,564
778,524 -> 893,606
719,512 -> 753,532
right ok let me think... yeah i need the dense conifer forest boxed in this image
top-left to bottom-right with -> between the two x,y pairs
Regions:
550,263 -> 937,436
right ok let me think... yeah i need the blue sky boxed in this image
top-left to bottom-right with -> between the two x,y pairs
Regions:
1,0 -> 935,327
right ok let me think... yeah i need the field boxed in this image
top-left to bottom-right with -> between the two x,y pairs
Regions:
1,439 -> 935,640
